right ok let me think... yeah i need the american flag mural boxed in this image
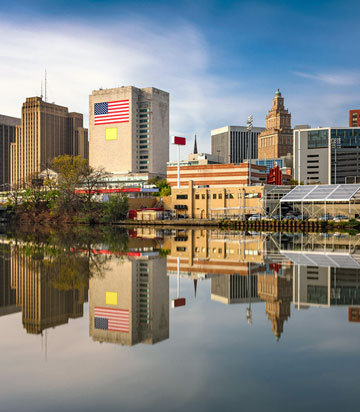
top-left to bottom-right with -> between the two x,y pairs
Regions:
94,100 -> 130,125
94,307 -> 130,332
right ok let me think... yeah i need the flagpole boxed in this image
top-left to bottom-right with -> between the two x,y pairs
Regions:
177,144 -> 180,189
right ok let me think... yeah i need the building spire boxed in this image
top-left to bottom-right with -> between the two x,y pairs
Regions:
194,134 -> 198,154
193,279 -> 198,298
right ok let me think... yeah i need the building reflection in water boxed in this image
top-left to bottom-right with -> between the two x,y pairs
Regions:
9,250 -> 88,334
89,257 -> 169,346
257,273 -> 292,340
165,229 -> 293,337
0,246 -> 20,317
1,229 -> 360,343
89,237 -> 169,346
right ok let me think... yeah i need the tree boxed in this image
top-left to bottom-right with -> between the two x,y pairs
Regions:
79,164 -> 110,210
147,177 -> 171,197
102,194 -> 129,222
51,155 -> 88,211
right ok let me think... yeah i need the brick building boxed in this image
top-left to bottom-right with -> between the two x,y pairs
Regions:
167,162 -> 267,188
349,110 -> 360,127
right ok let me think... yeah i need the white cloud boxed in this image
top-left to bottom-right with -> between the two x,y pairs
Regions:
2,18 -> 357,164
293,70 -> 360,86
0,18 -> 259,160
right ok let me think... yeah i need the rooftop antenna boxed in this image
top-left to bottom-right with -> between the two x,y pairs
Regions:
40,80 -> 43,99
45,69 -> 47,103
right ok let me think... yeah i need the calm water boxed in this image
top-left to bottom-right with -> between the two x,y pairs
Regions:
0,226 -> 359,412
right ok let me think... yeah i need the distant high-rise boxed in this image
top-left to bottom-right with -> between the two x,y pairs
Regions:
0,114 -> 20,190
257,89 -> 293,159
10,97 -> 88,187
211,125 -> 265,164
89,86 -> 169,176
349,109 -> 360,127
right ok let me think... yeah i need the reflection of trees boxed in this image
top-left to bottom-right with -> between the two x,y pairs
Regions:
5,225 -> 130,290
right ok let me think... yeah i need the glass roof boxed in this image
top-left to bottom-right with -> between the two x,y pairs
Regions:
281,251 -> 360,269
280,184 -> 360,202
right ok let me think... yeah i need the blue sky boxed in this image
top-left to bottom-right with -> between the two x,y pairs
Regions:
1,0 -> 360,158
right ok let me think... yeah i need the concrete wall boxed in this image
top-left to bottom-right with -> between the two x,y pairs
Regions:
89,86 -> 169,176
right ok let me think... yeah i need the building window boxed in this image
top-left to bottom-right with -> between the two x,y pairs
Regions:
308,130 -> 329,149
218,193 -> 222,199
213,194 -> 217,199
176,247 -> 187,252
201,194 -> 205,199
195,194 -> 199,199
176,194 -> 188,199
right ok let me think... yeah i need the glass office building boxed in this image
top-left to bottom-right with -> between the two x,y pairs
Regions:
294,127 -> 360,184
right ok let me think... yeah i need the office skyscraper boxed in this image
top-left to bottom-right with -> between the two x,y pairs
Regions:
89,86 -> 169,176
11,97 -> 88,187
211,125 -> 265,164
0,114 -> 20,190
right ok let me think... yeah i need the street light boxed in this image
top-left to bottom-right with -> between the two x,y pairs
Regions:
247,115 -> 253,185
331,136 -> 341,184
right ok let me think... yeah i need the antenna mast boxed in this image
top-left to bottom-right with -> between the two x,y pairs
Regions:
45,69 -> 47,102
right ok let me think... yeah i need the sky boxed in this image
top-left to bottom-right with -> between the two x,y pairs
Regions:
1,0 -> 360,159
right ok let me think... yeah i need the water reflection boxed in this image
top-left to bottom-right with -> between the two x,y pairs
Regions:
1,227 -> 360,343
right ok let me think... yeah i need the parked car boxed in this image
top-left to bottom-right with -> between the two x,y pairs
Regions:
334,214 -> 349,222
248,214 -> 262,221
319,214 -> 334,221
283,214 -> 297,220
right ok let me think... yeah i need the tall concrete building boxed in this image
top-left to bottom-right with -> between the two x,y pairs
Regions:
257,89 -> 293,159
0,114 -> 20,190
293,126 -> 360,184
10,97 -> 88,187
89,86 -> 169,176
211,125 -> 265,164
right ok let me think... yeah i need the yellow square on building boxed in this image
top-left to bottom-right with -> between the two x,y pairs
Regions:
105,127 -> 118,141
106,292 -> 118,305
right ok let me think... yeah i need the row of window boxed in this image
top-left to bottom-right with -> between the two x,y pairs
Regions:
176,192 -> 262,200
